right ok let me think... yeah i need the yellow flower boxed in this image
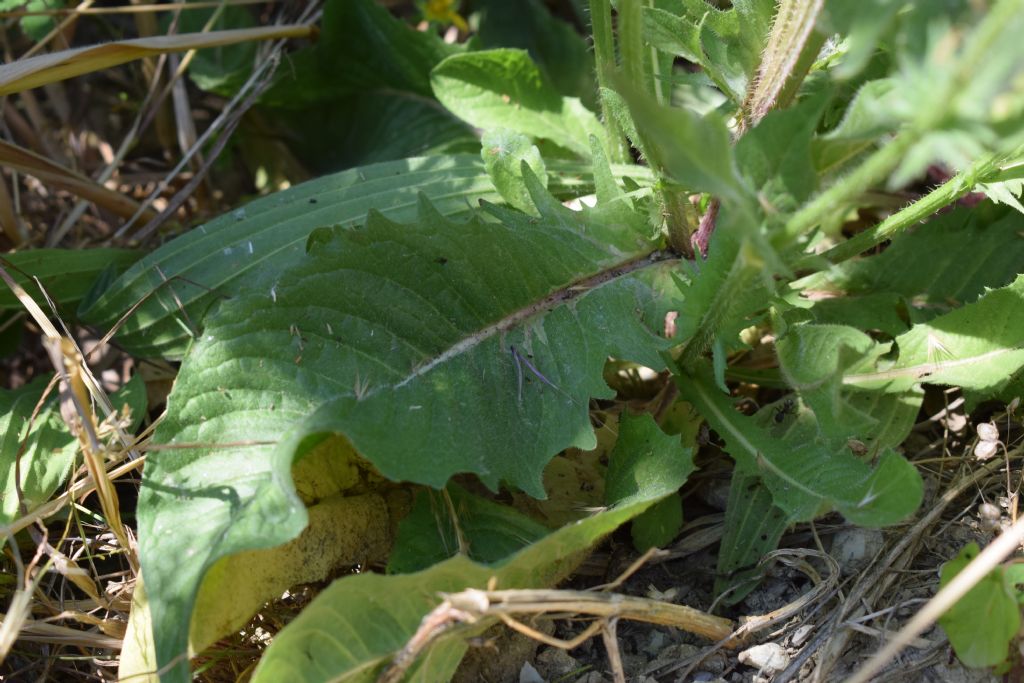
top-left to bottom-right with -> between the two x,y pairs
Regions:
422,0 -> 468,32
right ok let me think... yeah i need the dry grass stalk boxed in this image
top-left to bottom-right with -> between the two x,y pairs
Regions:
43,337 -> 138,574
0,24 -> 316,96
0,138 -> 159,221
0,0 -> 279,19
379,586 -> 738,683
766,448 -> 1012,682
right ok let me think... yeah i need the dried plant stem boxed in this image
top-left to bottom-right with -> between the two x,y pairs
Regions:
378,588 -> 737,683
1,455 -> 145,538
44,337 -> 138,574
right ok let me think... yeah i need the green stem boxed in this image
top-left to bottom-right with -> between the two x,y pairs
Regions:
781,129 -> 919,242
795,150 -> 1013,268
618,0 -> 648,97
589,0 -> 630,163
743,0 -> 825,130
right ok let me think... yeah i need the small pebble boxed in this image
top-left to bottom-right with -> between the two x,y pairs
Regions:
738,642 -> 790,674
830,527 -> 884,574
791,624 -> 814,647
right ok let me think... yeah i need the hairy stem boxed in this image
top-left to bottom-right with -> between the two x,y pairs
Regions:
795,150 -> 1017,268
741,0 -> 824,131
781,130 -> 918,242
782,0 -> 1023,242
589,0 -> 630,163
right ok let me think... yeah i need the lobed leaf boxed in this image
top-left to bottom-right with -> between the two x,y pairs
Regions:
677,365 -> 922,526
138,184 -> 681,680
843,273 -> 1024,395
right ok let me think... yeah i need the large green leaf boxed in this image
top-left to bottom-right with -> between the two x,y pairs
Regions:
676,365 -> 922,526
431,49 -> 605,158
605,413 -> 694,550
273,92 -> 477,174
261,0 -> 460,105
138,176 -> 682,681
79,154 -> 653,359
843,273 -> 1024,395
251,448 -> 690,683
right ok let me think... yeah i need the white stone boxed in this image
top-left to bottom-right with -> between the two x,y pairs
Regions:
738,642 -> 790,674
831,527 -> 885,574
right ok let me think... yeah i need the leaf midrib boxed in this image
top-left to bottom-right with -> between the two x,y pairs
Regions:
391,251 -> 674,392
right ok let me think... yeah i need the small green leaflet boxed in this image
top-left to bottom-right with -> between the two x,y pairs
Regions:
676,364 -> 922,526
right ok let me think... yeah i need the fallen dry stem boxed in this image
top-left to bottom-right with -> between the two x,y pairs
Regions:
1,449 -> 144,537
378,587 -> 737,683
458,589 -> 736,641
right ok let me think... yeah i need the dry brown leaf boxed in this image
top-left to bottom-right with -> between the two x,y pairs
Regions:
0,26 -> 315,96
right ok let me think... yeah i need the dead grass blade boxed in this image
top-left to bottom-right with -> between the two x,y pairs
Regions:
0,530 -> 48,664
0,0 -> 278,18
0,25 -> 316,96
0,138 -> 159,221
